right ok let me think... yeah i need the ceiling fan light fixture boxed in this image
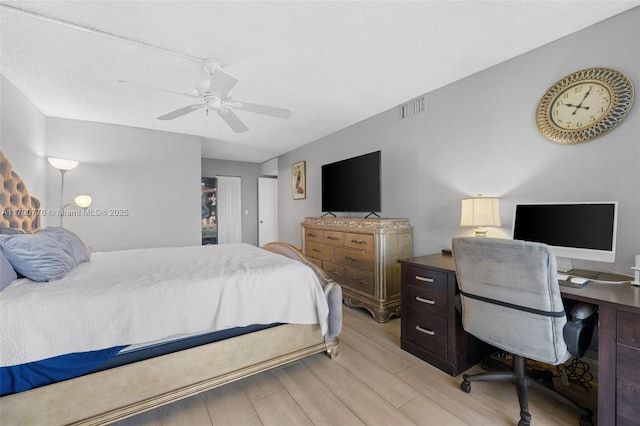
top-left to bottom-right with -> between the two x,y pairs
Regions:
195,79 -> 210,94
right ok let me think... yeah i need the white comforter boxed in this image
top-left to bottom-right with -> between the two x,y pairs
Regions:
0,243 -> 329,367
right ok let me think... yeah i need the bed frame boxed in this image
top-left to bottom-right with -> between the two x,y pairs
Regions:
0,152 -> 340,425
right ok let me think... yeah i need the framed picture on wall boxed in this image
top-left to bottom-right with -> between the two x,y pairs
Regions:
292,161 -> 306,200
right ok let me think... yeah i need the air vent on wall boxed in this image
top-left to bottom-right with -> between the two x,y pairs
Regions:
400,97 -> 425,119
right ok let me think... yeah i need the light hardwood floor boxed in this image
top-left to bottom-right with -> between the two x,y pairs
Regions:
112,307 -> 595,426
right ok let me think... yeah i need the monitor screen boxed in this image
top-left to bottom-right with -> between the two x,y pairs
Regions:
321,151 -> 381,213
513,202 -> 618,263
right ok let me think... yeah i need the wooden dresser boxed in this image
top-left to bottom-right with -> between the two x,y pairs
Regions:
399,254 -> 485,376
301,217 -> 412,322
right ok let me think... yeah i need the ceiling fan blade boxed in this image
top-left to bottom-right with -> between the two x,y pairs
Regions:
218,109 -> 249,133
157,104 -> 203,120
233,100 -> 291,119
118,80 -> 200,99
209,68 -> 238,98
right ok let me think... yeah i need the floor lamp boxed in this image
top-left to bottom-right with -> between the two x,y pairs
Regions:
48,157 -> 79,226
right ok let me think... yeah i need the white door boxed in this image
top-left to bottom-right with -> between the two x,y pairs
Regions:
258,177 -> 278,246
217,176 -> 242,243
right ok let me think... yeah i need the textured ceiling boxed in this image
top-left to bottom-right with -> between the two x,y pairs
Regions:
1,1 -> 638,163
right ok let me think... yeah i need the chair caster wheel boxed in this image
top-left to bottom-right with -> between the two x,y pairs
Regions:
460,380 -> 471,393
517,421 -> 530,426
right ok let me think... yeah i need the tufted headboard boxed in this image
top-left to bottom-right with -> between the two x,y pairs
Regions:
0,150 -> 41,231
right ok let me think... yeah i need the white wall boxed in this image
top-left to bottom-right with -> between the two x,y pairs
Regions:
277,8 -> 640,275
45,118 -> 202,252
0,75 -> 47,208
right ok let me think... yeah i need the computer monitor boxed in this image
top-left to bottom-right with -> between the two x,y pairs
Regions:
512,202 -> 618,263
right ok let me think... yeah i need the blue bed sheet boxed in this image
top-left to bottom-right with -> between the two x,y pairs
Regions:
0,323 -> 278,396
1,346 -> 126,396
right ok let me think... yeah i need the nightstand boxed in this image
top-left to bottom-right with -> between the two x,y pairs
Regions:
399,253 -> 486,376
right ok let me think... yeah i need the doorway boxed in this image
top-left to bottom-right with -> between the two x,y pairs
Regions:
258,177 -> 278,246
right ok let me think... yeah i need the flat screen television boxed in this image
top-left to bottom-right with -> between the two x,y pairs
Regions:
321,151 -> 381,214
512,202 -> 618,263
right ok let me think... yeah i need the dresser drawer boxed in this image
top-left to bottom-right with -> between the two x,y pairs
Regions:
323,230 -> 345,245
345,268 -> 375,296
404,266 -> 447,293
405,311 -> 447,356
303,228 -> 323,243
405,283 -> 447,316
323,261 -> 345,284
335,247 -> 375,272
308,257 -> 323,269
306,242 -> 333,262
344,233 -> 374,251
618,310 -> 640,349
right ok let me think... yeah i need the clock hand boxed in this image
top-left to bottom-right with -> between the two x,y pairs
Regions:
571,85 -> 593,114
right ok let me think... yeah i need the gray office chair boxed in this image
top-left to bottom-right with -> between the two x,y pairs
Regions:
452,237 -> 594,426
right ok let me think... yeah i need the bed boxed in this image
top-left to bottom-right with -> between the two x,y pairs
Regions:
0,151 -> 341,425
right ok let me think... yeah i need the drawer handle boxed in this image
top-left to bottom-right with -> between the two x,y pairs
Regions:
415,326 -> 435,336
416,296 -> 435,305
307,233 -> 318,237
326,236 -> 340,241
345,256 -> 361,263
351,278 -> 369,285
328,269 -> 341,276
312,248 -> 322,253
415,276 -> 434,283
350,239 -> 368,245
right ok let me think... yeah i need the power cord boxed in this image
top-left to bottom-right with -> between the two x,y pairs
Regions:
557,358 -> 594,390
487,352 -> 595,391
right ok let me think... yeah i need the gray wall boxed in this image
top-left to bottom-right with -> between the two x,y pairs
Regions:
201,158 -> 262,245
1,76 -> 47,209
44,118 -> 202,252
277,8 -> 640,275
1,84 -> 203,252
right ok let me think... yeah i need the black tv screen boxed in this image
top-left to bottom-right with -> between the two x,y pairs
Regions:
321,151 -> 381,213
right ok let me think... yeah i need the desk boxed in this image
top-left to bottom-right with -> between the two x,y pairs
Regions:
399,253 -> 640,426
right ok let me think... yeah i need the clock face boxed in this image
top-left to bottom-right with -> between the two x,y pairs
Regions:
550,82 -> 611,130
535,68 -> 634,144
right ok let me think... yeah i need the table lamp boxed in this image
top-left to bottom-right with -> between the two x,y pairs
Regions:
460,194 -> 501,237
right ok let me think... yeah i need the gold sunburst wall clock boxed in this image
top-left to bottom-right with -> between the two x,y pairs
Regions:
535,67 -> 634,144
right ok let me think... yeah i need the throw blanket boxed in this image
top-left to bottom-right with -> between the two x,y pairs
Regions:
1,243 -> 329,366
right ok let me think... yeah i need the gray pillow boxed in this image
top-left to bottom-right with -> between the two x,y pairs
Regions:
0,227 -> 90,282
39,227 -> 91,264
0,250 -> 18,290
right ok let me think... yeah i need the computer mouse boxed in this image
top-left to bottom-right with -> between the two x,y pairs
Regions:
570,277 -> 590,286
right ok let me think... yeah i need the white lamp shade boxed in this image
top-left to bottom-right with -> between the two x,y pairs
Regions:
460,196 -> 501,227
74,195 -> 92,208
48,157 -> 79,171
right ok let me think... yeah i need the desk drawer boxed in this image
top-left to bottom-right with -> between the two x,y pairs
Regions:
405,284 -> 447,316
335,247 -> 375,272
404,266 -> 447,293
405,311 -> 447,356
618,310 -> 640,349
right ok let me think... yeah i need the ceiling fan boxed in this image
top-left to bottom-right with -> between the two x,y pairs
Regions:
119,59 -> 291,133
